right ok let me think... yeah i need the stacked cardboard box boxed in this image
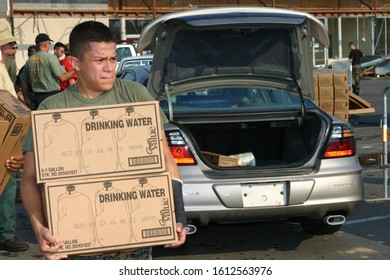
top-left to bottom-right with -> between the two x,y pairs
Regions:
0,90 -> 31,195
31,101 -> 178,256
313,70 -> 350,122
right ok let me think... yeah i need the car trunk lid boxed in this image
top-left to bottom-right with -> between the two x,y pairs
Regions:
138,7 -> 329,103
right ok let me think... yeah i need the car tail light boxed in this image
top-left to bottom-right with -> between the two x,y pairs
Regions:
166,131 -> 197,165
323,125 -> 355,158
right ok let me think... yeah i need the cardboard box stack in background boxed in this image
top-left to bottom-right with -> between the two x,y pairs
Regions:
313,70 -> 350,122
0,90 -> 31,195
31,101 -> 178,256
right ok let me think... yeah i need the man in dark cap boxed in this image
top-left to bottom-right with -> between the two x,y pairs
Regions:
19,33 -> 76,109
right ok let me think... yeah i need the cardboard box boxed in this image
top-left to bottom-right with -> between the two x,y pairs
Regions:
334,98 -> 349,111
319,86 -> 334,99
334,87 -> 349,99
31,101 -> 165,183
333,73 -> 348,87
333,111 -> 349,122
0,90 -> 31,194
202,151 -> 238,167
313,72 -> 319,88
42,172 -> 177,256
317,72 -> 334,87
0,117 -> 9,145
319,98 -> 334,112
313,87 -> 319,103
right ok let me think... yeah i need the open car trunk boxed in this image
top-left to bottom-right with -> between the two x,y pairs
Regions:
178,113 -> 324,168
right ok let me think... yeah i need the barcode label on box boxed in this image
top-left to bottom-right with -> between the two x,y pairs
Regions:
142,227 -> 172,238
128,155 -> 159,166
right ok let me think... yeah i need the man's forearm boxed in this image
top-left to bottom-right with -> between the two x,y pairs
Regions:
20,152 -> 47,239
58,70 -> 76,82
20,81 -> 30,102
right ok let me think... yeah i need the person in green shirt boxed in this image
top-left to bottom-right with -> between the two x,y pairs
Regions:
19,33 -> 75,109
20,21 -> 187,260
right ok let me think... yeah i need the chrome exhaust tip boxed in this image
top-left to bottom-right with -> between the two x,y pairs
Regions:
185,224 -> 197,235
323,215 -> 346,226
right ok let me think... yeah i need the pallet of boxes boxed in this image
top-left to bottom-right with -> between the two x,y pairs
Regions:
313,70 -> 350,122
0,90 -> 31,196
30,101 -> 177,256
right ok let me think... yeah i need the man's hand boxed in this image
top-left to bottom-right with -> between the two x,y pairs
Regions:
37,226 -> 68,260
164,223 -> 187,248
5,155 -> 25,172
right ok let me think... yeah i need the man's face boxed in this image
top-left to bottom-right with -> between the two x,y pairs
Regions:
54,46 -> 65,59
72,41 -> 117,94
1,42 -> 17,56
11,43 -> 18,55
28,48 -> 36,57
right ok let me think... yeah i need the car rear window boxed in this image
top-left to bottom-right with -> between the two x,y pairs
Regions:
160,87 -> 305,113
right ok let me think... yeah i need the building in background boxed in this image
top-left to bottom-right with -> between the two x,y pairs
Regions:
2,0 -> 390,69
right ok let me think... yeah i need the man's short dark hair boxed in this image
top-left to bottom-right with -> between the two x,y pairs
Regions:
69,21 -> 116,60
27,45 -> 37,53
54,42 -> 65,49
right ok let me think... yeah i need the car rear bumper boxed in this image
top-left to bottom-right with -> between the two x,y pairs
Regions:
181,158 -> 364,226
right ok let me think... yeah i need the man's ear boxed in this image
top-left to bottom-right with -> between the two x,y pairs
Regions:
69,56 -> 80,71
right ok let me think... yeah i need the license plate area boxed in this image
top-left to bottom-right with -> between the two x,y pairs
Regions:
241,182 -> 286,207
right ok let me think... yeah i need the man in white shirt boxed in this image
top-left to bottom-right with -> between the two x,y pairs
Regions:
0,21 -> 18,97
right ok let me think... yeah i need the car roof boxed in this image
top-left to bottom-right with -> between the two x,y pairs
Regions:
117,54 -> 154,71
116,65 -> 151,86
117,64 -> 151,74
119,54 -> 154,62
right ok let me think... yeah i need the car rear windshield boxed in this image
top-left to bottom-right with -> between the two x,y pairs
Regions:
160,87 -> 309,113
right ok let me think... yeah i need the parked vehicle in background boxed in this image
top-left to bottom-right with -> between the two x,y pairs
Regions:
116,54 -> 153,72
116,65 -> 151,86
132,7 -> 364,235
116,44 -> 137,69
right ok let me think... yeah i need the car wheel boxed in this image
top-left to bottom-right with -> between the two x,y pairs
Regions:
300,219 -> 342,235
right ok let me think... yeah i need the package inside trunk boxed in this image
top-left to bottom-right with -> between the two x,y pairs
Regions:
183,114 -> 322,167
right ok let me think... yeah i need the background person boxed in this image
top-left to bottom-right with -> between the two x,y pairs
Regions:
348,42 -> 364,95
0,22 -> 17,97
53,42 -> 65,60
20,20 -> 187,260
0,20 -> 29,253
19,33 -> 75,109
15,45 -> 37,105
59,43 -> 77,90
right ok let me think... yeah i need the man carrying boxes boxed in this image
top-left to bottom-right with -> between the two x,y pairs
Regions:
20,21 -> 187,260
0,19 -> 30,252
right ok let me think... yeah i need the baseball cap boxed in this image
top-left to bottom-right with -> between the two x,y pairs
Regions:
0,20 -> 17,46
35,33 -> 54,44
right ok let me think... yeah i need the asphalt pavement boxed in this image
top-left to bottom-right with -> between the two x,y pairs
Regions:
351,76 -> 390,200
1,76 -> 390,260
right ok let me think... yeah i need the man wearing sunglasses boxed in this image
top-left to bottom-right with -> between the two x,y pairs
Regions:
0,19 -> 30,253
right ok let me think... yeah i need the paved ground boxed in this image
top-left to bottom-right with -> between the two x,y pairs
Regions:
1,76 -> 390,260
352,76 -> 390,200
